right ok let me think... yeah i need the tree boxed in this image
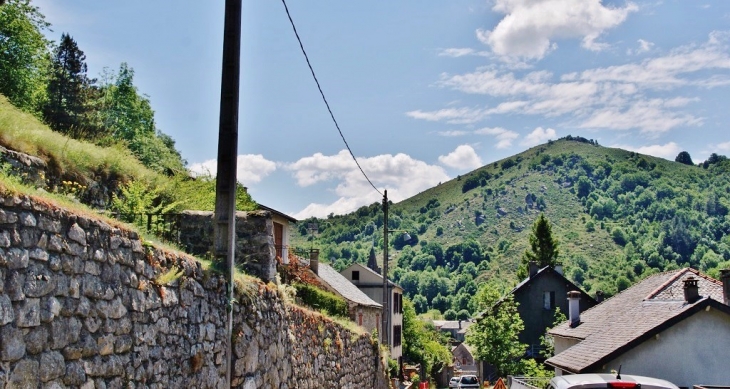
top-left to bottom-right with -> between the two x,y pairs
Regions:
95,63 -> 186,174
402,298 -> 451,381
674,151 -> 694,166
518,213 -> 559,279
467,284 -> 531,377
43,33 -> 93,137
0,0 -> 50,113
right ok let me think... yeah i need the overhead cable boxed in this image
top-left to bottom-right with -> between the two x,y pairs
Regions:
280,0 -> 383,196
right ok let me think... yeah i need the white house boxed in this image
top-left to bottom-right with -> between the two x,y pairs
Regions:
340,262 -> 404,364
546,268 -> 730,388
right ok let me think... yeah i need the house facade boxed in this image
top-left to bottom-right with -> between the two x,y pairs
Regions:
257,204 -> 297,263
547,268 -> 730,388
304,255 -> 383,335
511,263 -> 597,358
341,262 -> 404,363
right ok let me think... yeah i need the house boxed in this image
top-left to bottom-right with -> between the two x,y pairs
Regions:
432,320 -> 472,344
257,204 -> 297,263
451,342 -> 478,376
299,252 -> 383,335
510,262 -> 597,358
340,262 -> 404,364
546,268 -> 730,388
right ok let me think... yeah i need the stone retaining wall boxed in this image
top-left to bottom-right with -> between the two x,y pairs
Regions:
0,193 -> 387,388
176,210 -> 277,283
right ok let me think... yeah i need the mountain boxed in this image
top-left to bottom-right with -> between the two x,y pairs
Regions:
292,136 -> 730,316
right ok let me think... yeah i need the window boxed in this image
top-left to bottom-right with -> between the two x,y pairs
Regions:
393,325 -> 402,347
352,271 -> 359,281
393,292 -> 401,314
544,291 -> 555,310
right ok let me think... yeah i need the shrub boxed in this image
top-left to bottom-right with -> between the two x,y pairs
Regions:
293,283 -> 348,318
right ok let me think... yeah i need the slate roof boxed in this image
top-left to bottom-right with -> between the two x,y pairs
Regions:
316,263 -> 382,308
546,268 -> 729,373
432,320 -> 473,332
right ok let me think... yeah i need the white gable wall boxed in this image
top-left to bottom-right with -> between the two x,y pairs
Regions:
592,308 -> 730,387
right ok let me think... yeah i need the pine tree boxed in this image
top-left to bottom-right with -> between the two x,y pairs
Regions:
518,213 -> 559,279
43,33 -> 92,137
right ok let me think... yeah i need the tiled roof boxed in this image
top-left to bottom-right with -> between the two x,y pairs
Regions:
432,320 -> 474,331
317,263 -> 382,308
546,268 -> 727,373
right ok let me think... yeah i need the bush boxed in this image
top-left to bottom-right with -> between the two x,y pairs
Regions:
293,283 -> 348,318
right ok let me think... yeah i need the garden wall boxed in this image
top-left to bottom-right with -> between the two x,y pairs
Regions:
0,192 -> 387,388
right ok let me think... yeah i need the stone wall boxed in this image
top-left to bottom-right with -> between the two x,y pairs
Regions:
176,210 -> 277,282
0,193 -> 388,388
0,146 -> 116,209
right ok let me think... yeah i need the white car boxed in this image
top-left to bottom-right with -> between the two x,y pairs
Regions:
449,377 -> 460,388
546,374 -> 679,389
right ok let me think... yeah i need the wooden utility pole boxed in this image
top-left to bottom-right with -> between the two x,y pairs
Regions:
382,190 -> 389,347
213,0 -> 241,386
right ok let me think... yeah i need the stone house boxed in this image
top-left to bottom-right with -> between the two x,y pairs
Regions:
546,268 -> 730,388
340,262 -> 404,364
304,255 -> 383,335
432,320 -> 472,344
451,342 -> 478,376
257,204 -> 297,264
510,263 -> 596,358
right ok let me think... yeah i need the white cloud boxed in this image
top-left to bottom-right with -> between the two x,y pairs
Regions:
475,127 -> 519,148
188,154 -> 277,184
437,130 -> 469,137
438,145 -> 483,170
439,48 -> 476,57
288,150 -> 450,219
410,33 -> 729,134
612,142 -> 682,160
521,127 -> 557,147
478,0 -> 637,61
405,107 -> 487,124
579,99 -> 702,133
716,141 -> 730,152
637,39 -> 654,53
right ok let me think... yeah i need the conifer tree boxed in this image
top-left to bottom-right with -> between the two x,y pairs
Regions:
518,213 -> 559,279
44,33 -> 92,137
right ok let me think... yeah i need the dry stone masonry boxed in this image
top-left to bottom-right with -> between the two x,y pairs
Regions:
0,192 -> 387,388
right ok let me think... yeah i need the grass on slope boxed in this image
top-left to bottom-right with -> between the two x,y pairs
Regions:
0,94 -> 163,187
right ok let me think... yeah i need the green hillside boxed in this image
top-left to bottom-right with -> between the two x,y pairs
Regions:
292,136 -> 730,316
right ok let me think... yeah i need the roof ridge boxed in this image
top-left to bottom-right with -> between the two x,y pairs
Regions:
645,268 -> 691,300
644,267 -> 721,300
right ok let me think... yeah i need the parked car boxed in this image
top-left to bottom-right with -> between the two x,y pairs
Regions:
449,377 -> 460,388
456,375 -> 480,388
547,374 -> 679,389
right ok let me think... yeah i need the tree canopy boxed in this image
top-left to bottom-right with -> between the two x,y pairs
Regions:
0,0 -> 50,113
518,213 -> 559,279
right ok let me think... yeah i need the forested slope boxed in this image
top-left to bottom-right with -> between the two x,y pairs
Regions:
292,137 -> 730,317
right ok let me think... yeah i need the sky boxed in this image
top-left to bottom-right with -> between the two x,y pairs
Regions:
32,0 -> 730,219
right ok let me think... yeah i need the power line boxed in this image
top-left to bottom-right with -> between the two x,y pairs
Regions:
280,0 -> 383,196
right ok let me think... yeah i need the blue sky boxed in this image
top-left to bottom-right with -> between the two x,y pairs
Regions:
33,0 -> 730,218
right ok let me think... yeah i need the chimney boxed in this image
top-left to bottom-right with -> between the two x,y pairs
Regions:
683,276 -> 700,304
458,320 -> 462,329
568,291 -> 581,327
595,290 -> 604,303
309,249 -> 319,275
720,269 -> 730,306
529,261 -> 539,278
554,262 -> 563,276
